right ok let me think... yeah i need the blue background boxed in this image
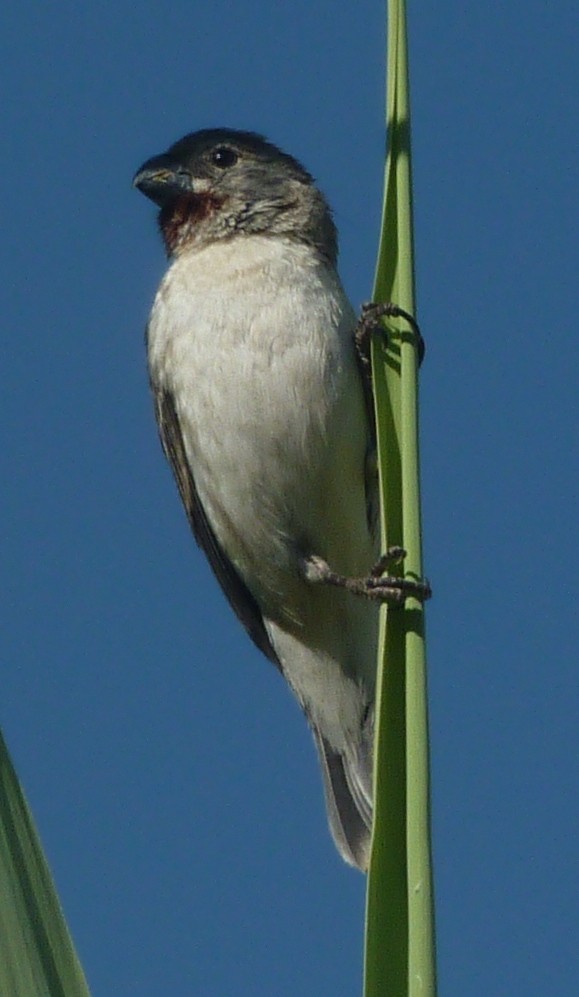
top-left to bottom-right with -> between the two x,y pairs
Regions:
2,2 -> 577,994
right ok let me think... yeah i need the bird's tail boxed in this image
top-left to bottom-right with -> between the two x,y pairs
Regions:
313,725 -> 373,871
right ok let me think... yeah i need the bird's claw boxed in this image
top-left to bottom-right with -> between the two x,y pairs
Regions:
355,301 -> 425,368
302,548 -> 431,606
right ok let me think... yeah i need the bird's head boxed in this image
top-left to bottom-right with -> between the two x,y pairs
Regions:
133,128 -> 337,262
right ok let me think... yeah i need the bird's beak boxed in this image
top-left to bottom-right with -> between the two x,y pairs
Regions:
133,155 -> 193,206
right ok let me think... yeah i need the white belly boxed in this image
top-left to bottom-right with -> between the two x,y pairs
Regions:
147,235 -> 378,739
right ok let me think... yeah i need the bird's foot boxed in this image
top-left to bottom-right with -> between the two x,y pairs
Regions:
301,546 -> 431,606
354,301 -> 425,375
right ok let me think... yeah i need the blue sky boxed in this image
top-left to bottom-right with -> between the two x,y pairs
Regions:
2,2 -> 578,994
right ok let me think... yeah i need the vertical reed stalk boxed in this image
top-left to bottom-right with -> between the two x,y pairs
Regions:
363,2 -> 436,994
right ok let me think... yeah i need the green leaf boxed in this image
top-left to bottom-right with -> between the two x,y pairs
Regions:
364,1 -> 437,995
0,730 -> 91,996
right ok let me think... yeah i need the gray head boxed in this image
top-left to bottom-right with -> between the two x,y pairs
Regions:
133,128 -> 337,263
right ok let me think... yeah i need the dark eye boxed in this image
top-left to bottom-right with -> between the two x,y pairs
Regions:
211,146 -> 239,168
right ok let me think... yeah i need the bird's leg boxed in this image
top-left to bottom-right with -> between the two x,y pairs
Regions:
301,547 -> 431,607
307,306 -> 429,606
354,302 -> 425,422
355,301 -> 425,368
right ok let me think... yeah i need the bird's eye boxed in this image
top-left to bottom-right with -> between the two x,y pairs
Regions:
211,146 -> 239,168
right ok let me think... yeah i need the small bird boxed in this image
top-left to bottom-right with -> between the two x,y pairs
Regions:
134,129 -> 425,870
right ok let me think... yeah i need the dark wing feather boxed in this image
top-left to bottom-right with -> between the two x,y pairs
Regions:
154,387 -> 281,669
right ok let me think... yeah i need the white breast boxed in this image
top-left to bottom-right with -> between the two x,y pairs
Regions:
147,235 -> 373,626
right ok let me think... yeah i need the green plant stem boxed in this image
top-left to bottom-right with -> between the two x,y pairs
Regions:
0,730 -> 91,996
364,1 -> 436,994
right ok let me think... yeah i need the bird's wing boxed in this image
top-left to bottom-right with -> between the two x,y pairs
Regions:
153,386 -> 281,669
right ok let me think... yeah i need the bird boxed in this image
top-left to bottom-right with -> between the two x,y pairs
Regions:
133,128 -> 426,870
